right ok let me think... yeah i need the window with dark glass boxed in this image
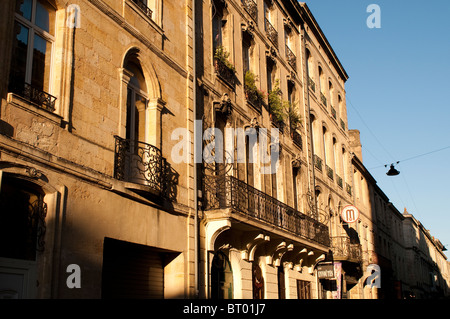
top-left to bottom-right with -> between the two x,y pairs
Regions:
0,176 -> 47,261
242,32 -> 252,75
212,0 -> 225,53
277,266 -> 286,299
9,0 -> 55,108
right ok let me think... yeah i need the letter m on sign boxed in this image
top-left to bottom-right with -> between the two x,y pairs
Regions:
346,209 -> 355,222
341,206 -> 359,223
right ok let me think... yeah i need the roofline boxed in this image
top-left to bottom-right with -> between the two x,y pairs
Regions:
296,2 -> 349,81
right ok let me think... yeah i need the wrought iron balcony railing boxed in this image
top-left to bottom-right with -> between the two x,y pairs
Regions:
340,119 -> 346,131
204,175 -> 330,246
132,0 -> 153,19
214,58 -> 236,88
9,77 -> 56,112
336,174 -> 343,189
242,0 -> 258,22
346,182 -> 352,196
114,136 -> 164,192
292,130 -> 302,149
308,77 -> 315,92
331,105 -> 337,120
265,18 -> 278,48
320,92 -> 327,107
285,45 -> 296,70
331,236 -> 362,263
314,154 -> 323,171
326,165 -> 334,181
244,85 -> 263,113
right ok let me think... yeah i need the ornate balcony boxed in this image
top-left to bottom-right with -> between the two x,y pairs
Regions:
314,154 -> 323,172
340,119 -> 346,131
308,77 -> 315,92
336,174 -> 343,189
326,165 -> 334,181
242,0 -> 258,22
214,58 -> 236,88
203,175 -> 330,246
131,0 -> 153,19
292,130 -> 302,150
285,45 -> 296,70
331,236 -> 362,263
265,18 -> 278,48
114,136 -> 164,193
331,105 -> 337,120
8,76 -> 56,112
320,92 -> 327,107
346,182 -> 352,196
244,84 -> 263,113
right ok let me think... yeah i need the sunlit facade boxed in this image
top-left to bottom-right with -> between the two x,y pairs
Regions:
0,0 -> 448,299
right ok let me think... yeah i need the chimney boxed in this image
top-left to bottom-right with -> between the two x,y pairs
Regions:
348,129 -> 363,162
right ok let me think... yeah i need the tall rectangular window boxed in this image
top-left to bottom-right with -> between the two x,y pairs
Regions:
9,0 -> 56,110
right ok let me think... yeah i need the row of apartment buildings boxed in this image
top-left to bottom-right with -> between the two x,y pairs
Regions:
0,0 -> 448,299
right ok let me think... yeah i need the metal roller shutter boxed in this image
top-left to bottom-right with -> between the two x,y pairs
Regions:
101,238 -> 164,299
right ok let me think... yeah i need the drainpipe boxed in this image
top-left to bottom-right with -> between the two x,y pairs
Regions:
300,21 -> 317,217
192,0 -> 199,299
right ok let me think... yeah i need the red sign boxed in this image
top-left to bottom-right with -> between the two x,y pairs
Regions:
341,205 -> 360,223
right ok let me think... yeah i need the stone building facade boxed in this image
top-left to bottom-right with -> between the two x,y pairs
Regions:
402,210 -> 450,298
0,0 -> 196,298
0,0 -> 448,300
198,0 -> 332,299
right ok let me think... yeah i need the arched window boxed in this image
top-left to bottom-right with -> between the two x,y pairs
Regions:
319,66 -> 326,106
322,126 -> 328,166
332,137 -> 337,173
318,66 -> 325,94
310,114 -> 317,154
292,164 -> 300,211
9,0 -> 56,110
342,147 -> 347,184
115,50 -> 164,190
306,49 -> 313,78
328,81 -> 334,108
315,188 -> 322,212
124,56 -> 148,143
242,29 -> 253,75
211,251 -> 233,299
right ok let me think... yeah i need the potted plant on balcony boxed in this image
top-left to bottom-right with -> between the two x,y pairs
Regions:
268,80 -> 286,126
244,71 -> 266,105
285,101 -> 302,135
214,45 -> 236,73
214,45 -> 236,86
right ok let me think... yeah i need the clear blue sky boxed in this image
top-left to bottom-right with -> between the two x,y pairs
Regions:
305,0 -> 450,251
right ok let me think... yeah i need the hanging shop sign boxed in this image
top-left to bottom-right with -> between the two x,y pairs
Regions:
341,205 -> 360,224
317,263 -> 334,279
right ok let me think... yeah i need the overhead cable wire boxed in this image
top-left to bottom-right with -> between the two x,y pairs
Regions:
346,95 -> 398,163
369,145 -> 450,169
